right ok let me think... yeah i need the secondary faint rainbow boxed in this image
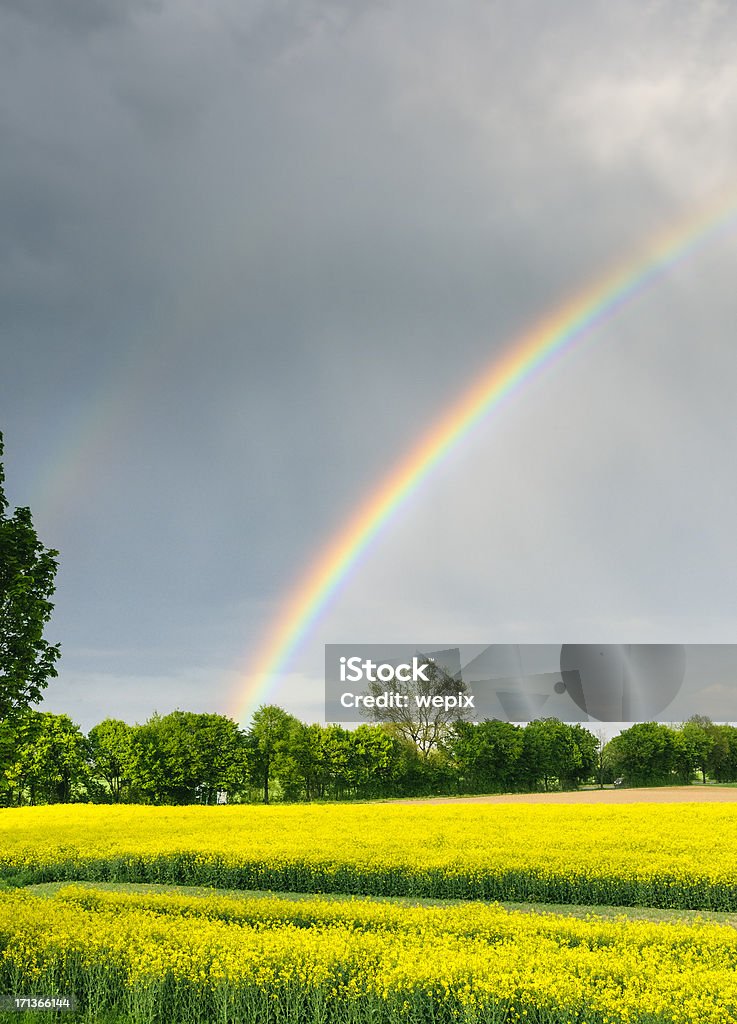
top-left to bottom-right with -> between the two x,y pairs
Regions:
235,188 -> 737,725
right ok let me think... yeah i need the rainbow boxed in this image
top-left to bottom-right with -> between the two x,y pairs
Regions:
234,190 -> 737,725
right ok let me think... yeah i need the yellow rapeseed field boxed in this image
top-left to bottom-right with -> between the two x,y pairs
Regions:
2,884 -> 737,1024
2,802 -> 737,907
4,804 -> 737,1021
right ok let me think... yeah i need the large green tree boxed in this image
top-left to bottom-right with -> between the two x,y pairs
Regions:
351,724 -> 403,799
5,712 -> 88,804
126,711 -> 248,804
673,717 -> 715,784
246,704 -> 299,804
605,722 -> 675,786
521,719 -> 597,791
706,724 -> 737,782
446,719 -> 525,793
87,718 -> 134,802
0,432 -> 60,727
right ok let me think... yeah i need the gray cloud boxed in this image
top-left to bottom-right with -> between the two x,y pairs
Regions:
2,1 -> 737,727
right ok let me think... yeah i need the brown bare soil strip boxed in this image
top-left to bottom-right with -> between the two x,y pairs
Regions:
393,786 -> 737,805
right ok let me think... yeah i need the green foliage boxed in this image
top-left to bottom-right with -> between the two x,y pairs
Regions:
706,723 -> 737,782
604,722 -> 676,786
8,699 -> 734,806
0,432 -> 60,730
245,705 -> 299,804
4,712 -> 88,804
272,721 -> 411,801
445,719 -> 524,793
521,719 -> 597,791
351,724 -> 405,797
565,724 -> 599,787
278,722 -> 351,801
126,711 -> 249,805
87,719 -> 133,802
673,718 -> 715,784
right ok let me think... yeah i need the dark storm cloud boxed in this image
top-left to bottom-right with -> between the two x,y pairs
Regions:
0,0 -> 159,33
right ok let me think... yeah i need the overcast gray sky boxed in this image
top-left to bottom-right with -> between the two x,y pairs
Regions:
3,0 -> 737,731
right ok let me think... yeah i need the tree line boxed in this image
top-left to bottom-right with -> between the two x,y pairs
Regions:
2,706 -> 734,806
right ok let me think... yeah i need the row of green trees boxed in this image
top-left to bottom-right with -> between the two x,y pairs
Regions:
604,718 -> 737,786
1,710 -> 245,806
3,707 -> 734,806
